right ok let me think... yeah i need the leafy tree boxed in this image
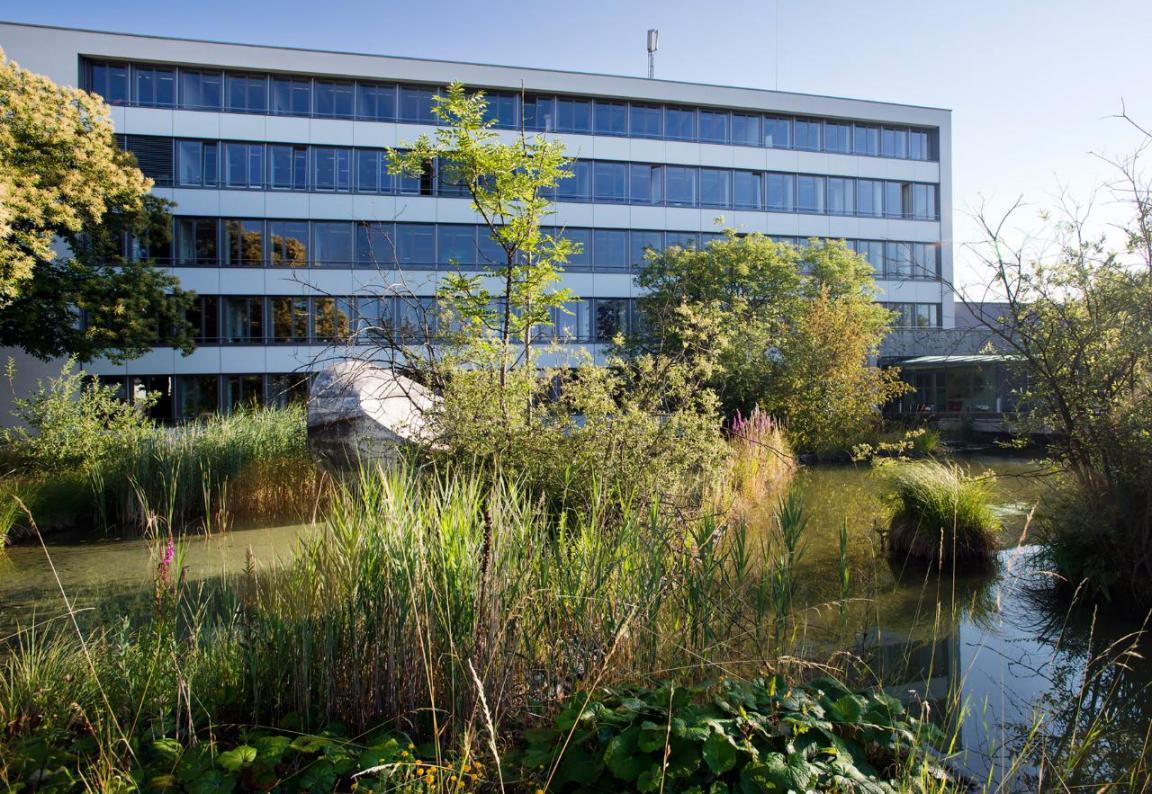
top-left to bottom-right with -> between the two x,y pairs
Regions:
386,82 -> 576,420
0,48 -> 193,362
636,232 -> 905,453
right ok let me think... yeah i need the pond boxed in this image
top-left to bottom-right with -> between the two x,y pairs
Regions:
1,454 -> 1148,789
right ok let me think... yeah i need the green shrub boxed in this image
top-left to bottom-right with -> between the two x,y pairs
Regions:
884,460 -> 999,563
519,677 -> 949,792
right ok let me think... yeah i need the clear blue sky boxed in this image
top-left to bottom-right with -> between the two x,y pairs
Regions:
5,0 -> 1150,286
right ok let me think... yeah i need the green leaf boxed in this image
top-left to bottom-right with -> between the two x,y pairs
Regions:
254,735 -> 290,762
703,730 -> 739,775
604,727 -> 646,781
637,764 -> 664,792
215,745 -> 257,773
638,720 -> 668,753
151,738 -> 183,762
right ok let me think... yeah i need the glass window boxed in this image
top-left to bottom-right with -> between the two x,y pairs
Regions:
594,100 -> 628,135
436,157 -> 470,198
313,222 -> 353,267
665,106 -> 696,140
396,296 -> 437,341
175,217 -> 217,265
315,80 -> 354,118
824,122 -> 851,154
522,95 -> 555,131
912,184 -> 937,219
556,97 -> 592,133
630,230 -> 664,269
355,222 -> 395,267
766,173 -> 794,211
176,141 -> 217,187
794,119 -> 821,151
855,240 -> 884,271
912,243 -> 940,278
764,116 -> 791,148
223,297 -> 264,343
271,297 -> 310,343
559,228 -> 592,269
312,297 -> 354,342
853,124 -> 879,156
225,73 -> 267,112
553,300 -> 589,342
484,92 -> 518,127
133,65 -> 175,107
89,62 -> 129,105
594,299 -> 629,342
355,149 -> 393,193
399,86 -> 437,123
630,104 -> 662,138
731,113 -> 761,146
223,219 -> 264,266
356,296 -> 393,340
176,375 -> 219,419
733,171 -> 762,209
666,231 -> 699,249
180,70 -> 222,110
437,225 -> 476,269
909,129 -> 931,161
396,224 -> 435,267
397,157 -> 434,196
699,110 -> 730,144
270,76 -> 311,116
223,142 -> 263,189
268,374 -> 309,408
796,175 -> 824,213
882,127 -> 908,158
478,228 -> 506,267
699,168 -> 731,207
269,144 -> 308,191
313,147 -> 352,191
884,242 -> 914,278
665,166 -> 696,206
269,221 -> 309,267
827,177 -> 854,215
557,160 -> 592,201
857,180 -> 883,217
357,83 -> 396,121
593,161 -> 627,202
224,375 -> 264,411
629,164 -> 662,205
885,181 -> 912,218
593,229 -> 628,272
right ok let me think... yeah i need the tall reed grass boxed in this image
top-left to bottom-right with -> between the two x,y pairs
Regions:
885,460 -> 1000,564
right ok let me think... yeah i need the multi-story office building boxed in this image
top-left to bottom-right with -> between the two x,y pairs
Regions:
0,22 -> 953,420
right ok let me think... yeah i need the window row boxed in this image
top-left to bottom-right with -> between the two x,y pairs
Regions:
106,372 -> 309,422
86,59 -> 937,160
156,218 -> 941,279
181,293 -> 942,350
163,139 -> 937,219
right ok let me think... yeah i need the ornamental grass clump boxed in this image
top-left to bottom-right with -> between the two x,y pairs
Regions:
885,460 -> 1000,565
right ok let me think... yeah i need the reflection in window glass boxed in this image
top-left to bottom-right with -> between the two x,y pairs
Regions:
699,110 -> 729,143
794,119 -> 821,151
357,83 -> 396,120
665,106 -> 696,140
699,169 -> 730,207
176,375 -> 219,419
733,171 -> 762,209
556,97 -> 592,132
180,70 -> 222,110
629,164 -> 662,205
908,129 -> 930,160
557,161 -> 592,201
885,181 -> 912,218
593,230 -> 628,271
223,143 -> 263,189
483,92 -> 518,127
315,81 -> 354,118
177,141 -> 217,187
630,230 -> 664,268
913,184 -> 937,219
766,173 -> 794,211
885,242 -> 914,278
593,161 -> 627,202
312,297 -> 353,342
796,175 -> 824,213
133,66 -> 176,107
356,296 -> 393,340
396,224 -> 436,266
437,225 -> 476,269
765,117 -> 791,148
731,113 -> 761,146
225,74 -> 267,112
271,76 -> 311,116
399,86 -> 437,123
827,177 -> 854,215
269,221 -> 309,266
559,228 -> 592,269
853,124 -> 879,155
269,145 -> 308,190
176,218 -> 218,264
857,180 -> 883,216
89,62 -> 129,105
225,374 -> 264,412
594,299 -> 628,342
223,297 -> 264,343
523,95 -> 554,131
594,100 -> 628,135
630,104 -> 662,138
553,300 -> 589,341
665,166 -> 696,206
223,219 -> 264,266
313,147 -> 352,191
355,222 -> 395,267
824,122 -> 851,153
882,127 -> 908,158
313,223 -> 353,267
271,297 -> 310,342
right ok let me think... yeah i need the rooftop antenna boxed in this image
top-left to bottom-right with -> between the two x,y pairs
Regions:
647,29 -> 659,79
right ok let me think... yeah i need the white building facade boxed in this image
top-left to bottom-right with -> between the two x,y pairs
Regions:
0,22 -> 953,420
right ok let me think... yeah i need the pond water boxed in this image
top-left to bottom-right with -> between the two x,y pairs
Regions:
1,454 -> 1149,789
